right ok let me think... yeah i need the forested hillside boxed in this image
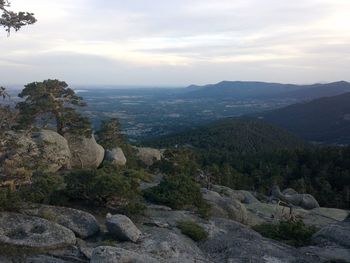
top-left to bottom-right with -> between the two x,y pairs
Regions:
150,118 -> 350,209
259,92 -> 350,144
149,117 -> 305,154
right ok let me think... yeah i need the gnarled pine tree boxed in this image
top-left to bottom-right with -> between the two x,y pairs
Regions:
0,0 -> 36,34
17,79 -> 91,136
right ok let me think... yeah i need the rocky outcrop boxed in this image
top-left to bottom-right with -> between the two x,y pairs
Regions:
21,204 -> 100,239
91,246 -> 160,263
105,147 -> 127,166
244,201 -> 349,227
65,134 -> 105,169
211,185 -> 259,204
134,147 -> 162,166
200,218 -> 318,263
272,185 -> 320,210
0,212 -> 76,251
106,213 -> 142,242
201,188 -> 248,224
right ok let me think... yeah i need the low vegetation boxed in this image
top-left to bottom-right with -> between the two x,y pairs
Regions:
177,220 -> 208,241
143,173 -> 210,218
65,166 -> 145,214
253,220 -> 318,247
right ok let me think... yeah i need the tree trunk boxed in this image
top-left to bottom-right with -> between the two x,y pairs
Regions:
55,112 -> 65,136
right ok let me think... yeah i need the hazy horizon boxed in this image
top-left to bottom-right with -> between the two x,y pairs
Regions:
3,80 -> 349,90
1,0 -> 350,86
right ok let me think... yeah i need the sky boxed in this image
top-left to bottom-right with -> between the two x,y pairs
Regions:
1,0 -> 350,87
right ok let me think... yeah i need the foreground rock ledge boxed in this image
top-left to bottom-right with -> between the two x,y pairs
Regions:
0,212 -> 76,251
21,204 -> 100,239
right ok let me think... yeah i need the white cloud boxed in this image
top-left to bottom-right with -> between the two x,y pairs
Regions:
1,0 -> 350,85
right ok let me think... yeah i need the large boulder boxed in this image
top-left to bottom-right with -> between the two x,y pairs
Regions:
91,246 -> 160,263
31,130 -> 72,172
5,130 -> 71,173
65,134 -> 104,169
134,147 -> 161,166
200,218 -> 318,263
272,185 -> 320,210
201,188 -> 248,224
21,204 -> 100,239
0,212 -> 76,251
106,213 -> 142,242
119,226 -> 211,263
105,147 -> 127,166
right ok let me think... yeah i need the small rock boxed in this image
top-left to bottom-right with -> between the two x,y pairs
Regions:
105,147 -> 127,166
106,213 -> 142,242
134,147 -> 162,166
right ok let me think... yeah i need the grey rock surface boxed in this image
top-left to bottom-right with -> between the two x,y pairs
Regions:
300,245 -> 350,263
91,246 -> 160,263
299,219 -> 350,262
66,134 -> 104,169
106,213 -> 142,242
120,226 -> 211,263
105,147 -> 127,166
201,188 -> 248,224
26,255 -> 69,263
200,218 -> 318,263
21,204 -> 100,239
272,185 -> 320,210
312,221 -> 350,248
211,185 -> 259,204
7,130 -> 71,173
134,147 -> 162,166
0,212 -> 76,251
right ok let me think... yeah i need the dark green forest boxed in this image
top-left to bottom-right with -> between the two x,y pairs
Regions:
150,118 -> 350,209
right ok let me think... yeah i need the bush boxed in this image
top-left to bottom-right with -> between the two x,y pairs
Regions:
177,220 -> 208,241
0,189 -> 22,212
64,166 -> 144,214
21,171 -> 65,204
253,220 -> 318,247
143,174 -> 210,218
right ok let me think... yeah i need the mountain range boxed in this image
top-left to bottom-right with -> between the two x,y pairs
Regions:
184,80 -> 350,100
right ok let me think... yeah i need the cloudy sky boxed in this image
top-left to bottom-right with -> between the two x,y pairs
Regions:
1,0 -> 350,86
